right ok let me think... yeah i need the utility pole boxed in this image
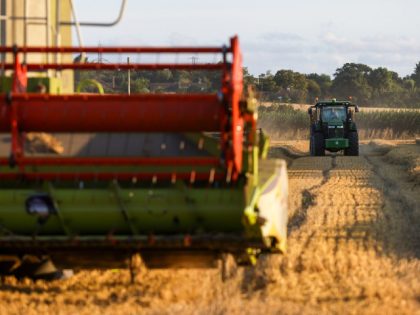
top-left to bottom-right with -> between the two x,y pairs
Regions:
190,56 -> 199,64
98,43 -> 103,62
55,0 -> 61,79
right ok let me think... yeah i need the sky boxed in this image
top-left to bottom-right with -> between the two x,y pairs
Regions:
72,0 -> 420,77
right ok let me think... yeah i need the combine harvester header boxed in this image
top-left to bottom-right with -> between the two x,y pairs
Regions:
0,37 -> 288,279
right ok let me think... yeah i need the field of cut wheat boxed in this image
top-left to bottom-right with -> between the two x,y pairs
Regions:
1,141 -> 418,315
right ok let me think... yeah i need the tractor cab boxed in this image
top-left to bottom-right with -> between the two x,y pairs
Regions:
321,106 -> 347,123
308,99 -> 359,156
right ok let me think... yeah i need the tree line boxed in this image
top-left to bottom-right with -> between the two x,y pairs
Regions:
77,60 -> 420,108
246,62 -> 420,107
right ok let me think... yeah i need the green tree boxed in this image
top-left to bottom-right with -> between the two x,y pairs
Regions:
274,70 -> 308,102
306,73 -> 332,97
368,67 -> 392,94
274,70 -> 307,90
411,62 -> 420,87
132,77 -> 150,93
257,71 -> 277,92
403,79 -> 416,92
273,70 -> 295,89
306,79 -> 321,103
155,69 -> 173,82
243,67 -> 257,86
331,63 -> 372,103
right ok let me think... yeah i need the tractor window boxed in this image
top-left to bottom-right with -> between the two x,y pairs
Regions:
321,106 -> 346,122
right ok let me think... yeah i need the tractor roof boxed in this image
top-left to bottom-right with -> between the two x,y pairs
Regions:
315,99 -> 353,107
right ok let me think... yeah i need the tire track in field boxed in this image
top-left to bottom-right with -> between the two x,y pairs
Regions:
287,156 -> 335,233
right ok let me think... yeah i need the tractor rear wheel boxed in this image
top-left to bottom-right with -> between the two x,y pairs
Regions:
345,132 -> 359,156
313,133 -> 325,156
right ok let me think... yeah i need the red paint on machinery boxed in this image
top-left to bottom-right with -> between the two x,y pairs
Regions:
0,37 -> 246,181
0,94 -> 222,132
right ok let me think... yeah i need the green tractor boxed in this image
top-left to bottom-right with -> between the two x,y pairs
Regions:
308,99 -> 360,156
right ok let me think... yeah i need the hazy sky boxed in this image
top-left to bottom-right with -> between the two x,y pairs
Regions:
72,0 -> 420,77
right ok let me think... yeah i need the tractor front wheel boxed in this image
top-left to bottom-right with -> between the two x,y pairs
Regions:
309,135 -> 314,156
345,132 -> 359,156
313,133 -> 325,156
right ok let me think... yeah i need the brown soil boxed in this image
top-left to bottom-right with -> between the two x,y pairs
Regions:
1,141 -> 419,315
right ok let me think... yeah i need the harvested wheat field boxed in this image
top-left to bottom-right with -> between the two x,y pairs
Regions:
1,141 -> 419,315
